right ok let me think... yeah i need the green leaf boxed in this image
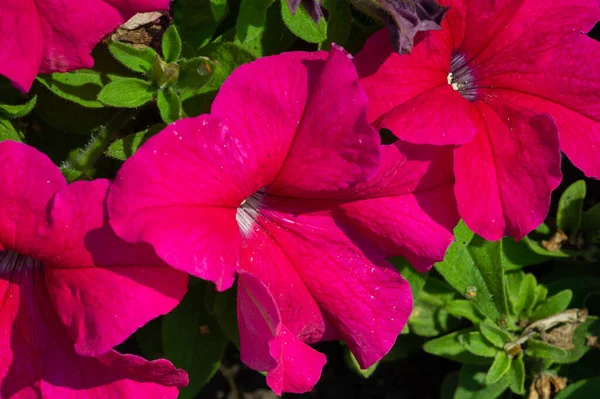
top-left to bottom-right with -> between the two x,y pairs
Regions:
454,364 -> 509,399
176,56 -> 217,98
195,43 -> 256,93
423,330 -> 493,365
555,376 -> 600,399
163,25 -> 183,63
530,290 -> 573,321
0,95 -> 37,118
37,70 -> 105,108
506,271 -> 525,315
508,354 -> 525,395
502,236 -> 549,270
135,318 -> 163,360
236,0 -> 274,43
157,87 -> 183,123
390,257 -> 428,299
163,281 -> 229,398
0,118 -> 22,142
173,0 -> 228,49
526,339 -> 567,361
98,78 -> 154,108
479,320 -> 513,349
441,372 -> 460,399
446,300 -> 486,324
344,347 -> 378,378
581,202 -> 600,239
458,332 -> 498,358
322,0 -> 352,49
105,124 -> 164,160
515,273 -> 538,317
435,223 -> 508,322
108,41 -> 157,73
485,352 -> 511,385
556,180 -> 586,234
210,284 -> 240,349
535,285 -> 549,306
281,0 -> 327,43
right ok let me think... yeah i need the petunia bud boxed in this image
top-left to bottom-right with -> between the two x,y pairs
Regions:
352,0 -> 448,54
152,55 -> 180,87
286,0 -> 323,22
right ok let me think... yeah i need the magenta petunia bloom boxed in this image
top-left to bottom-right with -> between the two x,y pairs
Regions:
0,0 -> 170,92
356,0 -> 600,240
108,46 -> 458,394
0,141 -> 189,398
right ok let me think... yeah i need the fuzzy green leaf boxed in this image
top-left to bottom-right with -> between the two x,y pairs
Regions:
485,352 -> 511,385
526,339 -> 567,361
435,222 -> 508,323
173,0 -> 228,49
37,70 -> 106,108
345,347 -> 379,378
557,180 -> 586,234
322,0 -> 352,49
0,96 -> 37,119
105,124 -> 164,161
157,87 -> 183,123
516,273 -> 537,317
508,354 -> 525,395
0,118 -> 22,142
423,330 -> 493,365
390,257 -> 428,300
236,0 -> 274,43
530,290 -> 573,321
502,237 -> 549,270
454,364 -> 509,399
458,332 -> 498,358
281,0 -> 327,43
446,300 -> 486,324
479,320 -> 513,349
98,78 -> 154,108
555,376 -> 600,399
108,41 -> 157,73
162,25 -> 183,63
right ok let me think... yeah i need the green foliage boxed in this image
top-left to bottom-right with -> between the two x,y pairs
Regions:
485,352 -> 511,384
173,0 -> 228,49
345,347 -> 379,378
163,281 -> 229,398
157,87 -> 184,123
163,25 -> 183,63
108,41 -> 157,73
435,221 -> 509,323
98,78 -> 155,108
555,376 -> 600,399
453,364 -> 509,399
557,180 -> 586,234
281,0 -> 328,43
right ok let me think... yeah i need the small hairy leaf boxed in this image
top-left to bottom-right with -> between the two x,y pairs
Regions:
485,352 -> 511,385
423,330 -> 492,365
108,41 -> 158,73
98,78 -> 154,108
555,376 -> 600,399
530,290 -> 573,321
479,320 -> 513,349
508,354 -> 525,395
157,87 -> 184,123
281,0 -> 327,43
458,331 -> 498,358
526,339 -> 567,361
0,118 -> 22,142
0,96 -> 37,118
454,364 -> 509,399
163,25 -> 183,63
556,180 -> 586,234
515,273 -> 537,317
345,346 -> 379,378
445,300 -> 486,324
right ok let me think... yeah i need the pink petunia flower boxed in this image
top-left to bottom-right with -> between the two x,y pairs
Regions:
0,0 -> 170,92
0,141 -> 189,398
108,46 -> 458,394
356,0 -> 600,240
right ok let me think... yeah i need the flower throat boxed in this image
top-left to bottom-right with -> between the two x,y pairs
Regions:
0,250 -> 43,277
447,53 -> 477,101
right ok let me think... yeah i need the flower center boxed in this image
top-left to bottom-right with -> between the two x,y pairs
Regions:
0,250 -> 43,277
236,191 -> 264,237
448,53 -> 477,101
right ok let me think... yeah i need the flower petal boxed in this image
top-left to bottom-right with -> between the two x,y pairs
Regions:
454,100 -> 562,240
237,272 -> 326,394
340,141 -> 457,271
108,116 -> 250,290
0,0 -> 42,92
1,269 -> 187,398
36,0 -> 170,74
258,198 -> 412,368
0,141 -> 66,257
269,45 -> 381,196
